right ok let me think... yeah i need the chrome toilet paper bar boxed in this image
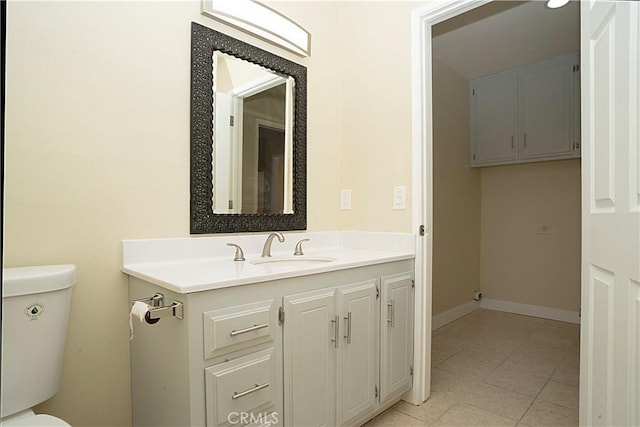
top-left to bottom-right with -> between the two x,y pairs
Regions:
134,293 -> 164,308
133,293 -> 184,324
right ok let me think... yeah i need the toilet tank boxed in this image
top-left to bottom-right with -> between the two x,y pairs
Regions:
1,265 -> 76,418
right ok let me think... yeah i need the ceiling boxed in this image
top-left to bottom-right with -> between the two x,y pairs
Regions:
432,0 -> 580,80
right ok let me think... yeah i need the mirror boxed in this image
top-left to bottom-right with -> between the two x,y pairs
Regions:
213,52 -> 294,215
191,22 -> 307,233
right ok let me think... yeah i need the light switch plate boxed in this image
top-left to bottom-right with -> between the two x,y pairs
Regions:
341,189 -> 352,210
393,186 -> 407,210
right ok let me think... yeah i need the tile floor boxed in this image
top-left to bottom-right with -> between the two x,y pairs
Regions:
365,309 -> 580,427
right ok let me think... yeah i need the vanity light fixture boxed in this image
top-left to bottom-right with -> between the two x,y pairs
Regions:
546,0 -> 570,9
201,0 -> 310,57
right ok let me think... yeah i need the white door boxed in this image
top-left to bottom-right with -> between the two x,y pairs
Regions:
379,272 -> 414,403
580,1 -> 640,426
336,280 -> 378,426
283,289 -> 336,427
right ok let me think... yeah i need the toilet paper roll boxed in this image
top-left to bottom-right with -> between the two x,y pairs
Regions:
129,301 -> 151,341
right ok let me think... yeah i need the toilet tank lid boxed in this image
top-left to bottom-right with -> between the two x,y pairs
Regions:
2,265 -> 76,297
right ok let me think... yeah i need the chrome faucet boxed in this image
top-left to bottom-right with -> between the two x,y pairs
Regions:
293,238 -> 310,256
261,232 -> 285,257
226,243 -> 246,261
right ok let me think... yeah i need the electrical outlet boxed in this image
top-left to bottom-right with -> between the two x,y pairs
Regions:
537,223 -> 550,234
341,189 -> 352,210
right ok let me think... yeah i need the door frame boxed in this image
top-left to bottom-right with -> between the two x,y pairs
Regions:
408,0 -> 501,404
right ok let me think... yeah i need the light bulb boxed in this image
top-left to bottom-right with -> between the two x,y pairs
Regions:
547,0 -> 570,9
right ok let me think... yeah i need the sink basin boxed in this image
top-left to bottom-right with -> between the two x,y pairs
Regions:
251,256 -> 336,267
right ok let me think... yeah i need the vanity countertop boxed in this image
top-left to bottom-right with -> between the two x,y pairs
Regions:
122,232 -> 415,294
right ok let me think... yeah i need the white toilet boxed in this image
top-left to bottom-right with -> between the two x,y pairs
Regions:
1,265 -> 76,427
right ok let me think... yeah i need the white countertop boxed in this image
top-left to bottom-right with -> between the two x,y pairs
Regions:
122,232 -> 415,294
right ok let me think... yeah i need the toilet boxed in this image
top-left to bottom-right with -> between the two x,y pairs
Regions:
1,265 -> 76,427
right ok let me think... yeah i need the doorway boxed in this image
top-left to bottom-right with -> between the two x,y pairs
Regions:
430,2 -> 581,333
413,1 -> 579,404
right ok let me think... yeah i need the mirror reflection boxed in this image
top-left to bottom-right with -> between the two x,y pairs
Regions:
213,52 -> 295,215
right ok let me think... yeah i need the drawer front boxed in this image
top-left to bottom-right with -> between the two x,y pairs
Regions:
205,348 -> 276,427
204,299 -> 276,359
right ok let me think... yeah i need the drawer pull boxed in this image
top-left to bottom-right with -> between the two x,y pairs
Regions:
232,382 -> 270,400
229,323 -> 269,336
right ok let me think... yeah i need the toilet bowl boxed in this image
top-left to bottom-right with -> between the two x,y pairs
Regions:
1,265 -> 76,427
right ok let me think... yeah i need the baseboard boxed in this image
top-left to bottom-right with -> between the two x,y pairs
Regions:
432,300 -> 480,331
480,298 -> 581,324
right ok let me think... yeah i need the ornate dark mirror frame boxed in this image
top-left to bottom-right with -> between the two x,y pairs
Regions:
190,22 -> 307,233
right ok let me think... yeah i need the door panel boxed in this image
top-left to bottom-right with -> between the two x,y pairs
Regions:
336,280 -> 378,426
283,289 -> 336,427
581,2 -> 640,426
520,58 -> 574,159
380,273 -> 413,402
470,74 -> 518,164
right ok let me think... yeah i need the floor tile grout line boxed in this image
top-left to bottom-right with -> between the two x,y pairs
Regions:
513,343 -> 578,425
515,374 -> 553,425
421,310 -> 579,427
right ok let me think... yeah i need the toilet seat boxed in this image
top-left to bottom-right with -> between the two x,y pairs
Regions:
1,410 -> 71,427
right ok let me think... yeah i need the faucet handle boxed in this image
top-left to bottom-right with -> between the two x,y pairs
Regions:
226,243 -> 246,261
293,239 -> 310,256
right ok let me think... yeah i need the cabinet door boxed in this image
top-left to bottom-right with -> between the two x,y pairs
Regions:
379,272 -> 414,402
336,280 -> 378,426
470,73 -> 518,165
519,56 -> 575,160
283,289 -> 336,427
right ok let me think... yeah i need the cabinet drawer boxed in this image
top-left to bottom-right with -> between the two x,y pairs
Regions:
205,348 -> 276,427
204,299 -> 276,359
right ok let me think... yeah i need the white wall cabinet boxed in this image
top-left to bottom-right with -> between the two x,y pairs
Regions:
470,54 -> 580,167
128,260 -> 414,427
469,73 -> 519,164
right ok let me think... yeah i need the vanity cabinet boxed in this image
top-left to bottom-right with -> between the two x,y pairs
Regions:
128,260 -> 414,427
283,279 -> 379,427
470,53 -> 580,167
379,273 -> 414,402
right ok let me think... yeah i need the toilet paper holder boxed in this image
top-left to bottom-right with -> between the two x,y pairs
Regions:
134,293 -> 184,324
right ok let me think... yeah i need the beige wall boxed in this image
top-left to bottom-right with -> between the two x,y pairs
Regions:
337,2 -> 416,232
432,58 -> 481,316
4,1 -> 342,425
480,159 -> 582,311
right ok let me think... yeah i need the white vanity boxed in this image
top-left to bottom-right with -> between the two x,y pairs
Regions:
123,232 -> 415,427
